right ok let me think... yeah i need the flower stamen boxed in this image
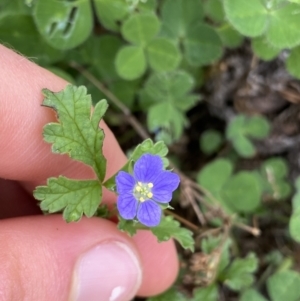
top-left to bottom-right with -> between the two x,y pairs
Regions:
134,182 -> 154,202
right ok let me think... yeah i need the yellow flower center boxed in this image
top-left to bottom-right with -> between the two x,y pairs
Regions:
134,182 -> 154,202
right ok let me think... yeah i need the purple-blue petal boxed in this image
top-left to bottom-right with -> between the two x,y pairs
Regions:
152,171 -> 180,203
116,171 -> 135,194
133,154 -> 163,183
117,193 -> 138,220
137,200 -> 161,227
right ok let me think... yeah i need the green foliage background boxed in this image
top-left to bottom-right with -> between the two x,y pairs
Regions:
4,0 -> 300,300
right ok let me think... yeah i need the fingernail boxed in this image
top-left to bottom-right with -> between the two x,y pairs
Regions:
70,241 -> 142,301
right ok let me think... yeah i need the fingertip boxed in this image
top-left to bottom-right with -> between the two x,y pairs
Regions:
133,231 -> 179,296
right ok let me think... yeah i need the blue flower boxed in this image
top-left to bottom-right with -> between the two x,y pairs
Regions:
116,154 -> 180,227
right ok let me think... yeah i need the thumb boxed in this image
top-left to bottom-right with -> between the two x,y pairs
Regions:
0,215 -> 142,301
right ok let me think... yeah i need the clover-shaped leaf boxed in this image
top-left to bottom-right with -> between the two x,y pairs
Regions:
286,46 -> 300,79
226,115 -> 270,158
94,0 -> 129,31
200,129 -> 223,155
260,158 -> 291,200
198,158 -> 263,213
33,0 -> 93,50
223,0 -> 267,37
184,23 -> 223,66
216,23 -> 244,48
160,0 -> 222,66
115,45 -> 146,80
267,270 -> 300,301
121,13 -> 160,46
141,71 -> 197,142
204,0 -> 225,23
146,38 -> 181,72
224,0 -> 300,48
221,172 -> 262,213
160,0 -> 204,40
116,12 -> 181,79
252,36 -> 281,61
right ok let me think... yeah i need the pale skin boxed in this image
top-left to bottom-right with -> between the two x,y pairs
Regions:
0,45 -> 178,300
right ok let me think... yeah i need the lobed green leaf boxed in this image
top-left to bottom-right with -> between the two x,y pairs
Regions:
223,253 -> 258,291
151,216 -> 195,251
34,177 -> 102,222
42,85 -> 107,182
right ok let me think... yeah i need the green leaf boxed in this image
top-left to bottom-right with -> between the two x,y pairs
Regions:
144,70 -> 195,103
286,46 -> 300,79
33,0 -> 93,50
184,23 -> 223,66
225,1 -> 300,48
147,287 -> 186,301
244,115 -> 270,138
129,139 -> 169,161
0,0 -> 31,18
197,158 -> 233,197
217,23 -> 244,48
252,36 -> 281,61
148,103 -> 187,141
42,85 -> 107,182
160,0 -> 204,39
146,38 -> 181,71
0,15 -> 63,64
261,158 -> 289,179
121,13 -> 160,46
34,177 -> 102,222
223,0 -> 268,37
226,115 -> 270,158
240,289 -> 268,301
289,211 -> 300,242
260,158 -> 291,200
233,135 -> 257,157
266,3 -> 300,48
137,0 -> 157,12
115,45 -> 147,80
267,270 -> 300,301
192,284 -> 218,301
151,216 -> 195,251
223,253 -> 258,291
201,235 -> 231,275
94,0 -> 129,31
222,171 -> 262,213
204,0 -> 225,23
118,218 -> 140,236
200,130 -> 223,155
